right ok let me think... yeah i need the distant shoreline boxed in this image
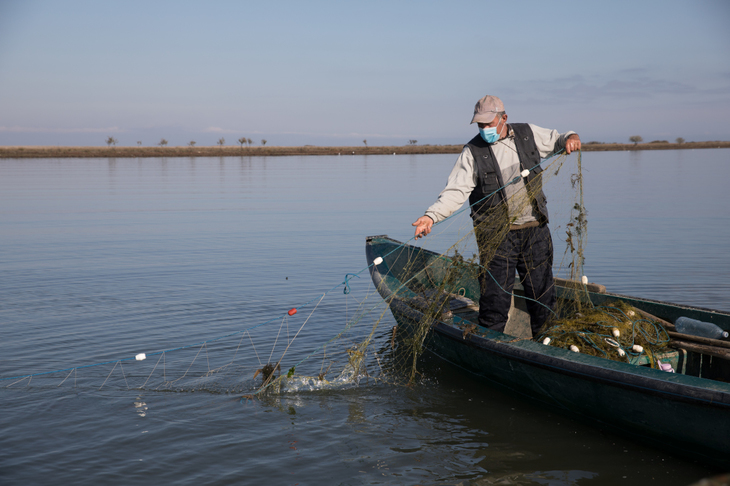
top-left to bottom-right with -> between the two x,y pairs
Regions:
1,141 -> 729,159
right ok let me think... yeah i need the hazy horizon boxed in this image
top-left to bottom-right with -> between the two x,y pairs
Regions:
1,0 -> 729,147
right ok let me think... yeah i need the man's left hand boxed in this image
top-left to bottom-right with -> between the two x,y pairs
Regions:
565,134 -> 581,154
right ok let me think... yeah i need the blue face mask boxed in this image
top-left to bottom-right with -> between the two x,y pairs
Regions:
479,119 -> 503,144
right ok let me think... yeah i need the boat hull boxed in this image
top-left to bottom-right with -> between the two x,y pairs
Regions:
366,235 -> 730,468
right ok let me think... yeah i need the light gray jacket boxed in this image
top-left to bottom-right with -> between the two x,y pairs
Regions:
424,124 -> 575,225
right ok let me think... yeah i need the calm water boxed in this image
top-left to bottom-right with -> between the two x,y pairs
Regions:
1,150 -> 729,485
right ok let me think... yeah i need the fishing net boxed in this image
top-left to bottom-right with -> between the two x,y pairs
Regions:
2,149 -> 671,397
353,148 -> 670,381
536,300 -> 670,363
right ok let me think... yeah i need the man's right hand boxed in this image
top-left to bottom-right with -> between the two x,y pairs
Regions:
412,216 -> 434,239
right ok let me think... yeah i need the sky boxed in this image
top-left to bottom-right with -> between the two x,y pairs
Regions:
0,0 -> 729,147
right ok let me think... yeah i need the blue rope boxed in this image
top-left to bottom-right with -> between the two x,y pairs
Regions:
342,273 -> 360,294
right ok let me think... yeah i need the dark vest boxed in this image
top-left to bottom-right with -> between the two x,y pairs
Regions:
466,123 -> 548,224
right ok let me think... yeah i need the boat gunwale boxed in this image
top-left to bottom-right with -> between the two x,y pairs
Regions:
366,234 -> 730,320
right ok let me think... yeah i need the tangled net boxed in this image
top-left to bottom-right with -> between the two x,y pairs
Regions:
364,148 -> 672,378
538,300 -> 671,365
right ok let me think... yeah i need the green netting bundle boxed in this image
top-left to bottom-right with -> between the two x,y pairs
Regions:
538,300 -> 671,366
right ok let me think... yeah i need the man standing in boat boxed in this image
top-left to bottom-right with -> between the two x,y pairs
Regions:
412,95 -> 581,338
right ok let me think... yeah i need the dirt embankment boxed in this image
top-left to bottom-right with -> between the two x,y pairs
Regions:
0,145 -> 457,159
580,141 -> 730,152
1,141 -> 728,159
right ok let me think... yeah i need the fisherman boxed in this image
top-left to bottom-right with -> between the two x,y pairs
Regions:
412,95 -> 581,337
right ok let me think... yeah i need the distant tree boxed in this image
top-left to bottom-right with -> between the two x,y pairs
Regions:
218,137 -> 225,148
188,141 -> 196,147
137,141 -> 142,146
238,137 -> 247,148
106,136 -> 118,147
247,138 -> 253,147
363,139 -> 367,146
676,137 -> 685,144
261,139 -> 267,146
629,135 -> 643,145
158,138 -> 168,147
408,139 -> 418,145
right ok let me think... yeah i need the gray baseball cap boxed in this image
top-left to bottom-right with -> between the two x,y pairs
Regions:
470,95 -> 505,124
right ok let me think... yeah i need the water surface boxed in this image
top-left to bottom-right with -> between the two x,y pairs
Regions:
1,150 -> 728,485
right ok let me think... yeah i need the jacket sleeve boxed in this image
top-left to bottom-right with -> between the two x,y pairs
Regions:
529,124 -> 576,158
424,146 -> 478,223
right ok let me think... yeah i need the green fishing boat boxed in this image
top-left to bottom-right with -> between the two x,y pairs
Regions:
366,234 -> 730,468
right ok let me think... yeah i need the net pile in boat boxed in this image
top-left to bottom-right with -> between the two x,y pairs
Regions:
537,300 -> 671,364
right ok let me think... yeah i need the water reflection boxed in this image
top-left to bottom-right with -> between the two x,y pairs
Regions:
525,470 -> 598,485
347,399 -> 366,425
134,397 -> 148,418
628,149 -> 642,166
